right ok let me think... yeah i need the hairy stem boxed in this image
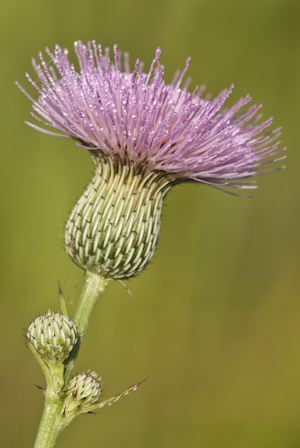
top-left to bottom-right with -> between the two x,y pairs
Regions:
33,392 -> 63,448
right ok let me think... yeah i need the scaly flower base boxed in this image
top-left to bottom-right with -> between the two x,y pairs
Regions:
65,151 -> 177,279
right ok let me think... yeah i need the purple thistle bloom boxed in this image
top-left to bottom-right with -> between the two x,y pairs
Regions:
17,41 -> 286,194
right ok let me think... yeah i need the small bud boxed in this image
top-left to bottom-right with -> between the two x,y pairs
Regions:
63,370 -> 102,416
27,311 -> 78,364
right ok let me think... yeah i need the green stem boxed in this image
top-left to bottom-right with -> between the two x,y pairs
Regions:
33,392 -> 63,448
64,271 -> 107,386
72,272 -> 107,334
33,271 -> 106,448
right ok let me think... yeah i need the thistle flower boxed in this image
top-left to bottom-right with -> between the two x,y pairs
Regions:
17,41 -> 286,279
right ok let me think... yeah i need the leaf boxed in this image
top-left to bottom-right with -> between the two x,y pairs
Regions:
84,378 -> 148,413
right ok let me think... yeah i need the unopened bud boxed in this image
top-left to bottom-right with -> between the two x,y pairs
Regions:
27,311 -> 78,364
63,370 -> 102,416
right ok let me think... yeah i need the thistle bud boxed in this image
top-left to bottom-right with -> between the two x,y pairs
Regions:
63,370 -> 101,416
27,311 -> 78,364
65,152 -> 176,280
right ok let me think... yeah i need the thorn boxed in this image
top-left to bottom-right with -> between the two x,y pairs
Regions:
118,280 -> 132,296
32,382 -> 45,391
58,281 -> 68,316
58,281 -> 64,299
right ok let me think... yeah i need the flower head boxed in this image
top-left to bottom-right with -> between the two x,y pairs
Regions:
17,42 -> 286,279
17,41 -> 285,192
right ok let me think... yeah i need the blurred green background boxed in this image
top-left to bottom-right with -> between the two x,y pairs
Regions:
1,0 -> 300,447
